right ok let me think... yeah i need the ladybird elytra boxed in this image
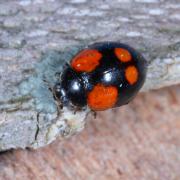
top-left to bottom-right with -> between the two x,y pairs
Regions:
54,42 -> 147,111
71,49 -> 102,72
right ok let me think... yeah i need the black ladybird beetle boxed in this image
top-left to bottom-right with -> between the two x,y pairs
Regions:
54,42 -> 147,111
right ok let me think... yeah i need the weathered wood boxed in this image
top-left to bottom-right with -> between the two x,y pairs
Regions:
0,0 -> 180,151
0,85 -> 179,180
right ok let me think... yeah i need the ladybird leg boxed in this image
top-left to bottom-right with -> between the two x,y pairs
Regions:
73,106 -> 83,114
42,78 -> 63,114
42,77 -> 53,91
112,107 -> 120,115
73,109 -> 77,115
55,72 -> 62,82
55,95 -> 64,115
91,110 -> 97,119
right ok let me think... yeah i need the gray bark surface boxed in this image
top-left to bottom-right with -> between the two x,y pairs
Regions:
0,0 -> 180,151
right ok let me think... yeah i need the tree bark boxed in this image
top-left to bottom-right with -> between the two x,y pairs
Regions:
0,0 -> 180,151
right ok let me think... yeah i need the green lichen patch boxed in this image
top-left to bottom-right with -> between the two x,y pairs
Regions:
19,46 -> 83,114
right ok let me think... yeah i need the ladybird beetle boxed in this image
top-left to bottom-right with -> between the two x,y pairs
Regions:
54,42 -> 147,111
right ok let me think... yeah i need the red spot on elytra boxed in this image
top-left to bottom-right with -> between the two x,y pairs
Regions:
87,84 -> 118,111
71,49 -> 102,72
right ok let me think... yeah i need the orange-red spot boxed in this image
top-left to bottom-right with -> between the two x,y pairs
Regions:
87,84 -> 118,111
125,66 -> 138,85
115,48 -> 132,62
71,49 -> 102,72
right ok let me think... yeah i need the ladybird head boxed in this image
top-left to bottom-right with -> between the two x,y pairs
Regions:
54,67 -> 87,107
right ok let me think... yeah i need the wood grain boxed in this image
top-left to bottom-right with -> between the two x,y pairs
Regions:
0,85 -> 179,180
